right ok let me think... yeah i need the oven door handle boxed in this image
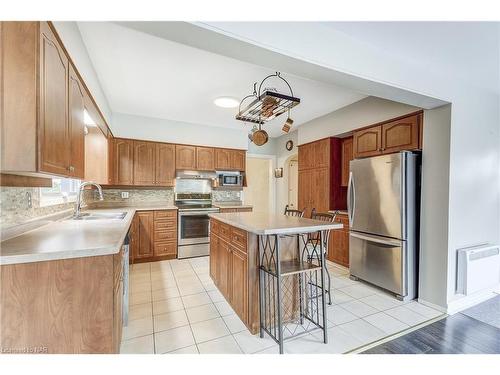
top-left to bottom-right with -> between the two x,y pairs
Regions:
179,211 -> 215,216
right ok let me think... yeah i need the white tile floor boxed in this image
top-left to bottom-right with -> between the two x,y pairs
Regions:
120,257 -> 443,354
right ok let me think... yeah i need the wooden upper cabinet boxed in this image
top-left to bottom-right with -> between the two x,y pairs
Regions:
312,167 -> 330,212
298,143 -> 311,170
314,138 -> 330,168
215,149 -> 246,171
112,138 -> 134,185
155,143 -> 175,186
176,145 -> 196,170
341,137 -> 353,187
133,141 -> 155,186
68,64 -> 85,179
231,150 -> 246,171
215,149 -> 231,170
353,126 -> 383,158
196,147 -> 215,171
39,21 -> 70,176
381,114 -> 420,153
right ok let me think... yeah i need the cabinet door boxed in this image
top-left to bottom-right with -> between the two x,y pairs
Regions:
135,211 -> 154,259
133,141 -> 155,186
314,139 -> 330,168
175,145 -> 196,170
129,214 -> 139,264
328,215 -> 349,267
298,143 -> 313,170
217,240 -> 231,297
231,150 -> 246,171
210,235 -> 219,283
230,247 -> 248,320
312,167 -> 330,213
196,147 -> 215,171
155,143 -> 175,186
353,126 -> 382,158
39,22 -> 70,176
107,135 -> 114,184
298,169 -> 313,217
68,65 -> 85,179
341,137 -> 353,187
113,139 -> 134,185
113,273 -> 123,353
215,149 -> 231,170
381,114 -> 420,153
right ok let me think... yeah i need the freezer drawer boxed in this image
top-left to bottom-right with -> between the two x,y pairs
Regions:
349,231 -> 407,297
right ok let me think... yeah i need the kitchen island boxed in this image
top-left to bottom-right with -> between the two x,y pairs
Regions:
208,212 -> 342,352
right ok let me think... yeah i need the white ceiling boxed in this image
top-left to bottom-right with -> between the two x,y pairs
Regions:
78,22 -> 365,137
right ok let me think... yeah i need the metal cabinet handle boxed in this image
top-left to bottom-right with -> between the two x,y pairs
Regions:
350,232 -> 402,247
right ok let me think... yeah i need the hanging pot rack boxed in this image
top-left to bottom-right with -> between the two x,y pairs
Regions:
236,72 -> 300,125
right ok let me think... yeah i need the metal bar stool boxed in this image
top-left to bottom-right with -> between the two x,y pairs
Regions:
305,208 -> 338,305
284,204 -> 305,217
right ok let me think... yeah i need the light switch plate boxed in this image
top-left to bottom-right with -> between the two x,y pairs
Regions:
121,192 -> 129,199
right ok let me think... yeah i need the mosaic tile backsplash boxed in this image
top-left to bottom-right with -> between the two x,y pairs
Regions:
1,186 -> 240,228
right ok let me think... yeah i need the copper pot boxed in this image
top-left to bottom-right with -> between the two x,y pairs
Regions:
252,129 -> 269,146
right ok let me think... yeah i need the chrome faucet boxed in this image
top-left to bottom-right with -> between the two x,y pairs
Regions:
75,181 -> 104,217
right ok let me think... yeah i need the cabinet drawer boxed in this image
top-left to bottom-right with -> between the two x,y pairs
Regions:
154,230 -> 177,242
154,219 -> 177,231
154,210 -> 177,219
219,223 -> 231,242
154,241 -> 177,256
230,227 -> 247,252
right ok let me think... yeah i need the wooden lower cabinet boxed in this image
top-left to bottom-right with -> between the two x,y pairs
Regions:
210,218 -> 259,334
130,209 -> 178,263
0,249 -> 124,353
328,213 -> 349,267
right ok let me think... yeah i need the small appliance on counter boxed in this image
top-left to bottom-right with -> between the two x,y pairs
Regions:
174,174 -> 219,259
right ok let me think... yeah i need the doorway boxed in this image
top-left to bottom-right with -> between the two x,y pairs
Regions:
287,156 -> 298,209
244,155 -> 275,213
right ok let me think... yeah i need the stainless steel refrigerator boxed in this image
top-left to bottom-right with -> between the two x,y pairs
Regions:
348,151 -> 419,301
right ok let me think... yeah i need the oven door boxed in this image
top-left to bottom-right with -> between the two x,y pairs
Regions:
178,211 -> 211,245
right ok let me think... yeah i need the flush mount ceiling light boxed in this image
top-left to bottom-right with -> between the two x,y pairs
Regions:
214,96 -> 239,108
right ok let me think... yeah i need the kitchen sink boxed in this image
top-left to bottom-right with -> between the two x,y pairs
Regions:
69,212 -> 127,221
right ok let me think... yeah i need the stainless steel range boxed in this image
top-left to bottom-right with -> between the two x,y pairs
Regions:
175,176 -> 219,259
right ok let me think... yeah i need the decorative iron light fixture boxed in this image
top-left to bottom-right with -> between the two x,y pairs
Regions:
238,72 -> 300,146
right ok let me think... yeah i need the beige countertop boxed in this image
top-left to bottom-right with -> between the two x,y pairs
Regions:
0,205 -> 178,266
208,212 -> 343,235
213,202 -> 253,209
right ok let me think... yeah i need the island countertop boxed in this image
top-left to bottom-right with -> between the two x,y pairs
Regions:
208,212 -> 343,235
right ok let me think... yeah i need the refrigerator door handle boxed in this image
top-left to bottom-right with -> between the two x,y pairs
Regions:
347,171 -> 355,226
350,231 -> 402,247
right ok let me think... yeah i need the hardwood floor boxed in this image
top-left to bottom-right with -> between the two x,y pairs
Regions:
363,297 -> 500,354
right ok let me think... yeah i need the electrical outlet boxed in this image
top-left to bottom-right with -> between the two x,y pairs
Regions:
121,192 -> 129,199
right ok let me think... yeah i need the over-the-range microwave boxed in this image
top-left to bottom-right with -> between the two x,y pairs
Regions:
217,171 -> 244,187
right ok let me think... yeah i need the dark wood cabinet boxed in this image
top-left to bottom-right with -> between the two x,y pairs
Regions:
298,138 -> 346,216
217,240 -> 231,297
68,64 -> 85,179
155,143 -> 175,186
133,141 -> 155,185
112,138 -> 134,185
196,147 -> 215,171
134,211 -> 154,259
328,213 -> 349,267
210,235 -> 219,281
353,112 -> 422,159
341,137 -> 353,187
353,126 -> 383,158
39,21 -> 70,176
176,145 -> 196,170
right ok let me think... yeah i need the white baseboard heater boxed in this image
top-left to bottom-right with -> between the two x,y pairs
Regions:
457,244 -> 500,295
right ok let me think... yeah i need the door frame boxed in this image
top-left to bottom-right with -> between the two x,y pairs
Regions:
245,153 -> 277,214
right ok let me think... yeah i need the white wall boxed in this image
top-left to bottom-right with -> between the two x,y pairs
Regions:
52,22 -> 113,126
298,97 -> 420,144
199,22 -> 500,312
112,112 -> 248,149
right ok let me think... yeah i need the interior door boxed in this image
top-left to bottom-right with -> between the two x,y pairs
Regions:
349,153 -> 403,239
